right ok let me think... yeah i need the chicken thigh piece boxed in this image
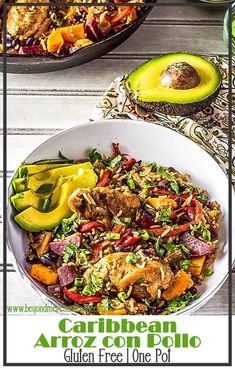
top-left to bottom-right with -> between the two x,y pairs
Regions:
68,186 -> 141,227
7,0 -> 49,40
83,252 -> 174,300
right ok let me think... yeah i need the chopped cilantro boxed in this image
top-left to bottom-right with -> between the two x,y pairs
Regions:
127,175 -> 135,190
82,273 -> 103,296
126,253 -> 138,265
204,269 -> 214,277
180,260 -> 192,271
162,243 -> 190,256
98,299 -> 112,312
58,150 -> 73,162
139,230 -> 150,241
202,229 -> 211,242
157,208 -> 172,223
170,182 -> 179,194
166,292 -> 198,313
88,148 -> 102,163
107,155 -> 122,171
106,232 -> 121,240
113,215 -> 125,226
63,243 -> 77,263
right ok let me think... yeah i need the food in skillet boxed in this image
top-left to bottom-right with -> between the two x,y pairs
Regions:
11,144 -> 221,315
0,1 -> 143,56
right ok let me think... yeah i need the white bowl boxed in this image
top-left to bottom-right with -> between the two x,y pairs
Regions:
7,119 -> 234,314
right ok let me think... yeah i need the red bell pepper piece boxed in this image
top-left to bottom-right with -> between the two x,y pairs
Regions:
114,229 -> 131,247
63,287 -> 102,304
151,188 -> 173,196
171,206 -> 195,221
147,198 -> 203,237
90,242 -> 104,260
122,158 -> 136,171
139,213 -> 155,228
98,168 -> 110,187
112,224 -> 123,233
112,143 -> 120,155
123,235 -> 141,246
111,7 -> 132,23
79,221 -> 103,233
148,223 -> 191,237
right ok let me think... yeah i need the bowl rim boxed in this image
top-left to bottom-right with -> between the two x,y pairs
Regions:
6,118 -> 235,315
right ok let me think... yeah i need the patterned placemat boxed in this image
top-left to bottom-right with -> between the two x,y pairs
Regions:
91,56 -> 235,182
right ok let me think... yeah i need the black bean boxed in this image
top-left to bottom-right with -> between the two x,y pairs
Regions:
47,284 -> 62,297
205,201 -> 213,209
210,224 -> 218,240
25,37 -> 34,46
6,33 -> 12,41
62,293 -> 74,306
6,41 -> 12,49
149,307 -> 164,315
39,253 -> 53,267
158,179 -> 169,188
113,244 -> 133,252
48,250 -> 59,261
59,45 -> 70,57
188,286 -> 197,295
175,197 -> 182,207
11,38 -> 20,48
25,254 -> 38,264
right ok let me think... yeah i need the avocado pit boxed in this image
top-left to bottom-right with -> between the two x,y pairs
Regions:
160,62 -> 201,90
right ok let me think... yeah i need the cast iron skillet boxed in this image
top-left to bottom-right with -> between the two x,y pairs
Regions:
1,4 -> 155,74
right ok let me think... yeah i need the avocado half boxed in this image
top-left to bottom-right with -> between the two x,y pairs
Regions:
125,53 -> 222,116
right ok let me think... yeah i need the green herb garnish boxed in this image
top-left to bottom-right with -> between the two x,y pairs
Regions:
180,260 -> 192,271
113,215 -> 125,226
36,183 -> 54,194
74,278 -> 83,287
166,292 -> 198,313
42,196 -> 52,212
63,243 -> 77,263
202,229 -> 211,242
106,232 -> 121,240
82,273 -> 103,296
125,253 -> 138,265
88,148 -> 102,163
204,269 -> 214,277
58,150 -> 73,162
98,299 -> 112,312
157,208 -> 172,223
107,155 -> 122,171
127,175 -> 135,190
139,230 -> 150,241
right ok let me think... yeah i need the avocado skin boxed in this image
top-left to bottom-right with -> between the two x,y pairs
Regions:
126,87 -> 220,116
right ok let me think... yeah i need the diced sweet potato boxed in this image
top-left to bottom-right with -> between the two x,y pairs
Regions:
47,29 -> 64,53
60,24 -> 85,43
36,232 -> 52,257
30,264 -> 58,285
99,308 -> 126,315
162,270 -> 194,301
147,197 -> 177,210
188,256 -> 206,276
